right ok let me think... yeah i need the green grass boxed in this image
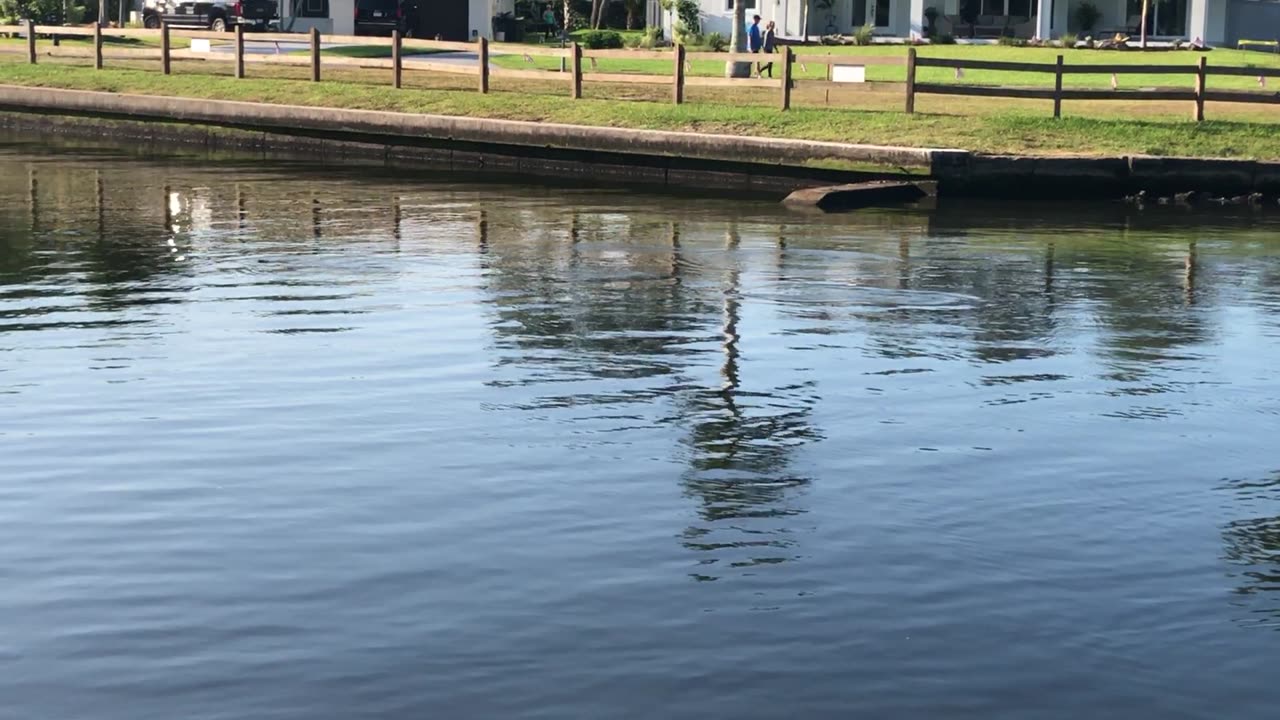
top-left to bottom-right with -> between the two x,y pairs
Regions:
518,28 -> 648,47
495,43 -> 1280,90
0,59 -> 1277,159
0,34 -> 191,49
285,45 -> 452,58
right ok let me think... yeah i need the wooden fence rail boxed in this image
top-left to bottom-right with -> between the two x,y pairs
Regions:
1,23 -> 1277,120
907,47 -> 1280,120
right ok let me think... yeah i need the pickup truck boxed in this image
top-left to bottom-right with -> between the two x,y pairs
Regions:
142,0 -> 278,32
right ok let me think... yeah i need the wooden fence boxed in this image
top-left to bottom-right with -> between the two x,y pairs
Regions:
907,48 -> 1280,120
1,21 -> 1278,120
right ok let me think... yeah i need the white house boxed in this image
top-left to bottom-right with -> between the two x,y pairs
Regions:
659,0 -> 1279,46
278,0 -> 501,40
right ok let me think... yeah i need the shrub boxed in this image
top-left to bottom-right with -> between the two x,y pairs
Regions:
579,29 -> 623,48
675,0 -> 698,34
998,35 -> 1028,47
1060,32 -> 1079,47
638,25 -> 662,49
705,31 -> 727,51
1072,0 -> 1101,32
852,24 -> 875,46
0,0 -> 65,22
934,33 -> 956,44
674,23 -> 700,45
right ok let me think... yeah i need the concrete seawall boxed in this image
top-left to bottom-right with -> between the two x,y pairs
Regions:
1,84 -> 1277,198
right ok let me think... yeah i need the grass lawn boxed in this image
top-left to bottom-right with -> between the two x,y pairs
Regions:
0,55 -> 1277,160
0,33 -> 192,49
285,45 -> 454,59
495,43 -> 1280,91
518,28 -> 648,47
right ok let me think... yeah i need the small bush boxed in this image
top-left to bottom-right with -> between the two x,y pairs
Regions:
1,0 -> 66,22
638,25 -> 662,49
934,33 -> 956,44
675,0 -> 699,33
998,35 -> 1028,47
1060,32 -> 1079,47
852,24 -> 875,46
1072,0 -> 1101,32
579,29 -> 624,49
705,31 -> 727,51
674,23 -> 701,45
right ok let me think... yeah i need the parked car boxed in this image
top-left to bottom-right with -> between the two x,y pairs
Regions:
355,0 -> 418,37
142,0 -> 278,32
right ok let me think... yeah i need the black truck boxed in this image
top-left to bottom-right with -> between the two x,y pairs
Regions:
142,0 -> 278,32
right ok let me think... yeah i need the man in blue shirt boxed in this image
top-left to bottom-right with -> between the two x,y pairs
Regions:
748,15 -> 763,54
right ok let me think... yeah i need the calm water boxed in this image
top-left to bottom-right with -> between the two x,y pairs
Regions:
2,139 -> 1280,719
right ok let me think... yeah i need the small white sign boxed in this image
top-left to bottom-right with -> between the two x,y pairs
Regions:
831,64 -> 866,83
190,39 -> 212,52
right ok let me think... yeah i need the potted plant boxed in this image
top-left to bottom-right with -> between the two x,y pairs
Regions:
924,6 -> 939,37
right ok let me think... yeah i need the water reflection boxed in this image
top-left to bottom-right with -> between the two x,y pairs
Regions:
5,142 -> 1280,633
1222,472 -> 1280,629
674,226 -> 819,580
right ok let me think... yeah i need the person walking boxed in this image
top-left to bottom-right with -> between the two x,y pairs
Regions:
748,15 -> 763,58
758,20 -> 777,77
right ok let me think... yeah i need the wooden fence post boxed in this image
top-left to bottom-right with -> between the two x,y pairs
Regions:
94,22 -> 103,70
26,19 -> 35,64
780,46 -> 793,111
310,27 -> 320,82
478,36 -> 489,93
905,47 -> 917,114
570,42 -> 583,99
1194,56 -> 1207,122
392,29 -> 402,89
234,24 -> 245,79
673,43 -> 685,104
1053,54 -> 1063,119
161,23 -> 171,75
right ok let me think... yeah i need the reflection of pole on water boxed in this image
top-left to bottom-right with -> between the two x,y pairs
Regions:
721,226 -> 742,398
95,171 -> 105,241
1185,241 -> 1198,306
391,194 -> 403,246
163,184 -> 173,234
669,222 -> 681,280
476,210 -> 489,255
568,213 -> 582,269
235,183 -> 247,232
311,197 -> 322,241
1044,241 -> 1056,295
27,167 -> 38,231
569,213 -> 581,244
898,236 -> 911,290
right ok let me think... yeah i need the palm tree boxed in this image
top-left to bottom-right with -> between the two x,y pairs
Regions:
726,0 -> 750,77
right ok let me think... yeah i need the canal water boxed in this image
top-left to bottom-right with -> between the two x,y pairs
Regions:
2,139 -> 1279,719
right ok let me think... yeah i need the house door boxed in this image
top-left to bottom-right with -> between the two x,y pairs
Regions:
852,0 -> 891,29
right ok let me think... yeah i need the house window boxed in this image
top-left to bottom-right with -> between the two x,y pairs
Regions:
297,0 -> 328,18
727,0 -> 758,9
979,0 -> 1032,16
1127,0 -> 1187,34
